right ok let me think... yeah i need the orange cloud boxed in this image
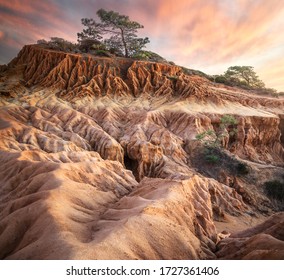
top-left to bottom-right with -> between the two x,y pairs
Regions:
133,0 -> 284,91
258,56 -> 284,91
0,0 -> 284,92
0,0 -> 79,46
148,0 -> 284,64
0,0 -> 59,15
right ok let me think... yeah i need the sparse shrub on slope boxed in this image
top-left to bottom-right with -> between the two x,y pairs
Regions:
78,38 -> 106,53
194,115 -> 251,178
195,115 -> 238,167
94,50 -> 112,57
37,37 -> 78,52
236,162 -> 249,175
132,50 -> 167,62
213,75 -> 228,84
204,149 -> 220,164
196,115 -> 238,151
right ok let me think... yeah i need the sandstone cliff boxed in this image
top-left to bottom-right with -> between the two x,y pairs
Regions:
0,45 -> 283,259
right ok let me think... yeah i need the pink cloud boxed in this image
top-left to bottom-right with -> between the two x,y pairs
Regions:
0,0 -> 58,14
147,0 -> 284,64
0,0 -> 283,91
258,56 -> 284,91
0,0 -> 79,45
131,0 -> 284,90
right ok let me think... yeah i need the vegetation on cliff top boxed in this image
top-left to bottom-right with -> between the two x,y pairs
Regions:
215,66 -> 264,89
78,9 -> 150,58
35,9 -> 282,97
38,9 -> 150,59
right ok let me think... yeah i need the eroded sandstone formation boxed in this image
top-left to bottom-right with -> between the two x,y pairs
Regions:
216,213 -> 284,259
0,45 -> 283,259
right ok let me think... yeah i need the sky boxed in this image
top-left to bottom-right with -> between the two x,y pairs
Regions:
1,0 -> 284,91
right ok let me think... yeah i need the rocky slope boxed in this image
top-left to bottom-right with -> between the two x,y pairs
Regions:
0,45 -> 283,259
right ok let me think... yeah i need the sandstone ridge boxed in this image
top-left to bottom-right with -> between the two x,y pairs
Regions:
0,45 -> 283,259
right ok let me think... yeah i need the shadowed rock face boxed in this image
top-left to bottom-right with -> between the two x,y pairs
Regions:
0,45 -> 283,259
216,213 -> 284,259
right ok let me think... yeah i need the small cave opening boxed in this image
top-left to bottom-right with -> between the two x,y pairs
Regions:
0,91 -> 12,98
123,153 -> 139,181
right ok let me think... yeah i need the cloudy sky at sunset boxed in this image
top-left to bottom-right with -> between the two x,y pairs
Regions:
1,0 -> 284,91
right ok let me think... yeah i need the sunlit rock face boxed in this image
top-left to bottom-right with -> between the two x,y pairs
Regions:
0,45 -> 283,259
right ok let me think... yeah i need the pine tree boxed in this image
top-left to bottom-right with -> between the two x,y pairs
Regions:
78,9 -> 150,57
224,66 -> 265,89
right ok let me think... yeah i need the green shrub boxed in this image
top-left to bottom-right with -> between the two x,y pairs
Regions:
46,37 -> 77,52
264,180 -> 284,201
205,153 -> 220,164
78,38 -> 106,52
214,75 -> 227,84
195,115 -> 238,148
201,147 -> 220,164
131,50 -> 167,62
220,115 -> 238,126
195,115 -> 238,166
94,50 -> 112,57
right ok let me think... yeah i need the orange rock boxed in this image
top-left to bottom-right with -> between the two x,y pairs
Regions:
0,45 -> 283,259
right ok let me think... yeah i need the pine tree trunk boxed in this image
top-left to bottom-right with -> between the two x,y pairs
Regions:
120,28 -> 128,57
